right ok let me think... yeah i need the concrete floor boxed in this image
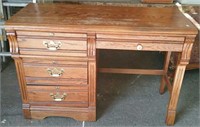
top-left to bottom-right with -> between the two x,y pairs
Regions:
1,51 -> 199,127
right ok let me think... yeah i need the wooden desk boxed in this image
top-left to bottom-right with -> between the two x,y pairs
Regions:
5,4 -> 197,125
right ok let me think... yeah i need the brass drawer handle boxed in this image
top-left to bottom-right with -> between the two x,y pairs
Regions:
137,44 -> 143,50
47,68 -> 64,77
43,40 -> 62,51
50,92 -> 67,101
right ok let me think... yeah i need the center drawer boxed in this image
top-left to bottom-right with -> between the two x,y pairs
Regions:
27,86 -> 89,107
96,34 -> 184,52
96,40 -> 183,52
23,58 -> 88,86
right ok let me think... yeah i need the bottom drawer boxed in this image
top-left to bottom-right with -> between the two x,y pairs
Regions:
27,86 -> 89,107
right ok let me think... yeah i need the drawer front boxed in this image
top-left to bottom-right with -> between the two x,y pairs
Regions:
18,38 -> 87,50
96,34 -> 184,52
23,59 -> 88,85
18,38 -> 87,56
27,86 -> 88,107
96,41 -> 183,52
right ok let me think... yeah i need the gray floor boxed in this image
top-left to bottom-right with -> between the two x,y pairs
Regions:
1,51 -> 199,127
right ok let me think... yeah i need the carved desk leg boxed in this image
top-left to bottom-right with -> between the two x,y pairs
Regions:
87,33 -> 97,121
14,58 -> 31,119
165,37 -> 195,125
7,31 -> 31,119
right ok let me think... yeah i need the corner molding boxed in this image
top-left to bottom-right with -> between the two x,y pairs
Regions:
6,30 -> 19,55
180,36 -> 195,65
87,33 -> 96,57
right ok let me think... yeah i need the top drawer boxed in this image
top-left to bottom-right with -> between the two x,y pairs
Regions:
16,31 -> 87,38
17,38 -> 87,51
16,31 -> 88,57
17,38 -> 87,57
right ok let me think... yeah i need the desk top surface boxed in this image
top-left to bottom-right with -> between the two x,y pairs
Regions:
6,3 -> 197,35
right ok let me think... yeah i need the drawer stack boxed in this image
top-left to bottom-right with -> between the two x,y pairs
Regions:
14,31 -> 96,121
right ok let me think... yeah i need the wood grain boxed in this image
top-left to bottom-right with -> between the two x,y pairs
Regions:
5,4 -> 197,35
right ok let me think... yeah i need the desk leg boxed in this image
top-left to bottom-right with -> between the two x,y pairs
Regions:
165,64 -> 186,125
160,51 -> 171,94
165,37 -> 194,125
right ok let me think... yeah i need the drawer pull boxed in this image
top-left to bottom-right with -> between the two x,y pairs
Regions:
43,40 -> 62,51
137,44 -> 143,50
47,68 -> 64,77
50,92 -> 67,101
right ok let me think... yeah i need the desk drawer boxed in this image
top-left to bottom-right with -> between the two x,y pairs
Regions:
18,38 -> 87,56
96,41 -> 183,52
18,38 -> 87,50
27,86 -> 88,107
23,60 -> 88,85
96,34 -> 184,51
